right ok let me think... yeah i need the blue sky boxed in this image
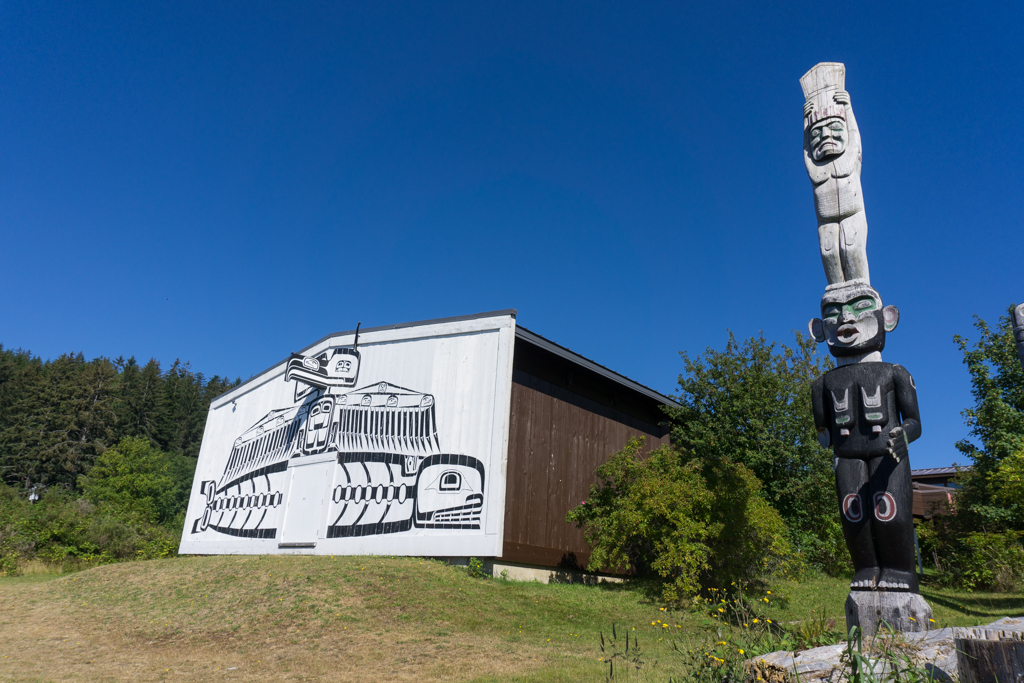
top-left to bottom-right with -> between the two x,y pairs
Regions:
2,2 -> 1021,469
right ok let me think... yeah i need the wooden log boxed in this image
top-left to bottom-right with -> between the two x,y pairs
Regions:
954,628 -> 1024,683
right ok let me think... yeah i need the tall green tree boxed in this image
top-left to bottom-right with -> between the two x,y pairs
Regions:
663,332 -> 846,572
952,304 -> 1024,528
113,357 -> 165,443
0,352 -> 117,490
158,360 -> 209,459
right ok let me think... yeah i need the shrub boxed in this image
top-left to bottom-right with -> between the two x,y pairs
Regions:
919,521 -> 1024,591
79,436 -> 195,525
664,332 -> 845,574
566,438 -> 792,602
0,482 -> 181,574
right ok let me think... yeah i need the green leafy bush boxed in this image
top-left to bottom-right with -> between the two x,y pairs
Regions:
79,436 -> 194,525
663,332 -> 845,574
566,438 -> 792,602
0,481 -> 180,575
950,306 -> 1024,531
919,524 -> 1024,592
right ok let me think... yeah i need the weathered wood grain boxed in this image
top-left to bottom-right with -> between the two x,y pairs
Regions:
955,628 -> 1024,683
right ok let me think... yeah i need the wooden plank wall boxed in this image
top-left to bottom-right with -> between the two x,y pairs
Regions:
500,368 -> 670,569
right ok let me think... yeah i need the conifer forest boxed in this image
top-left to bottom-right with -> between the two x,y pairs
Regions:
0,345 -> 238,493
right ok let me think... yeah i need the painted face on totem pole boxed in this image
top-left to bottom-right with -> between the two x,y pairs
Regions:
808,117 -> 847,161
808,283 -> 899,358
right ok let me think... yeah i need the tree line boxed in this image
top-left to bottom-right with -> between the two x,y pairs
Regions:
0,345 -> 239,492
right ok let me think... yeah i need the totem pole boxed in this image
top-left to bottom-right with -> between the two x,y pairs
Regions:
801,63 -> 932,633
1013,304 -> 1024,371
801,62 -> 868,286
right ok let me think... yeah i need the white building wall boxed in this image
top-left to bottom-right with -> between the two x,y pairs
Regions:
179,313 -> 516,558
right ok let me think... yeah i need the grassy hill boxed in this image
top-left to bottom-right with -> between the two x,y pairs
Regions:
1,556 -> 1022,682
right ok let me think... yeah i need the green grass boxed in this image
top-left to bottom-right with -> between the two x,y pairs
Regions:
1,557 -> 1022,682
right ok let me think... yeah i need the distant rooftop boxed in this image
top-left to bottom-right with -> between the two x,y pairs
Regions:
911,466 -> 971,477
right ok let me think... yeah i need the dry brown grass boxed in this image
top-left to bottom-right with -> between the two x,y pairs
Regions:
0,556 -> 558,682
5,557 -> 1023,682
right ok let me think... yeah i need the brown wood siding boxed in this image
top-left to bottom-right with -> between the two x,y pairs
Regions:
500,369 -> 670,568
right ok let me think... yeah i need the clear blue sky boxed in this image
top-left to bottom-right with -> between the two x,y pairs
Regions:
2,2 -> 1021,469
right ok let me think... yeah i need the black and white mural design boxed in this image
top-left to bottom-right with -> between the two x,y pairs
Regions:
190,346 -> 486,544
181,314 -> 515,556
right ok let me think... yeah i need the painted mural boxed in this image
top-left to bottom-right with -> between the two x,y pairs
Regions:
189,344 -> 486,545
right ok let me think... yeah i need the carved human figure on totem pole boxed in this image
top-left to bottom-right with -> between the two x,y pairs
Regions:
1013,303 -> 1024,372
801,63 -> 869,286
809,281 -> 922,592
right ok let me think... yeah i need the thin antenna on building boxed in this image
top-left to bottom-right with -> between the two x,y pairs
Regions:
354,322 -> 361,349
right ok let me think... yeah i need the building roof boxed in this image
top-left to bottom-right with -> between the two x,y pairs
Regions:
911,466 -> 972,478
216,309 -> 678,407
514,325 -> 677,406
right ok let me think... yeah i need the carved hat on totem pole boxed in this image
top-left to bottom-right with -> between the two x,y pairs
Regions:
801,62 -> 847,126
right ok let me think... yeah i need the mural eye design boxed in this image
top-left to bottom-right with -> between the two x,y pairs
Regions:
335,359 -> 351,373
361,395 -> 372,406
378,382 -> 389,393
429,470 -> 463,492
386,395 -> 399,408
302,357 -> 320,371
441,472 -> 462,491
420,395 -> 433,407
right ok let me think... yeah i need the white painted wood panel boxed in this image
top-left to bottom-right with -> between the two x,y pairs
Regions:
179,313 -> 516,558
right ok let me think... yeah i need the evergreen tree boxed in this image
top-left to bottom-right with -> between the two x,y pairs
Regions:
0,343 -> 239,493
113,357 -> 165,443
158,360 -> 207,458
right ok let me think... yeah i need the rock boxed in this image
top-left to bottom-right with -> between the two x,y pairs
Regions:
747,616 -> 1024,683
845,591 -> 933,635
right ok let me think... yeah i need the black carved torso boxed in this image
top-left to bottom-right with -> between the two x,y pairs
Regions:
814,362 -> 906,459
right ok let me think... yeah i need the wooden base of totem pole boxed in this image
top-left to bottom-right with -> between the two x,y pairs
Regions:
845,591 -> 932,636
955,627 -> 1024,683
